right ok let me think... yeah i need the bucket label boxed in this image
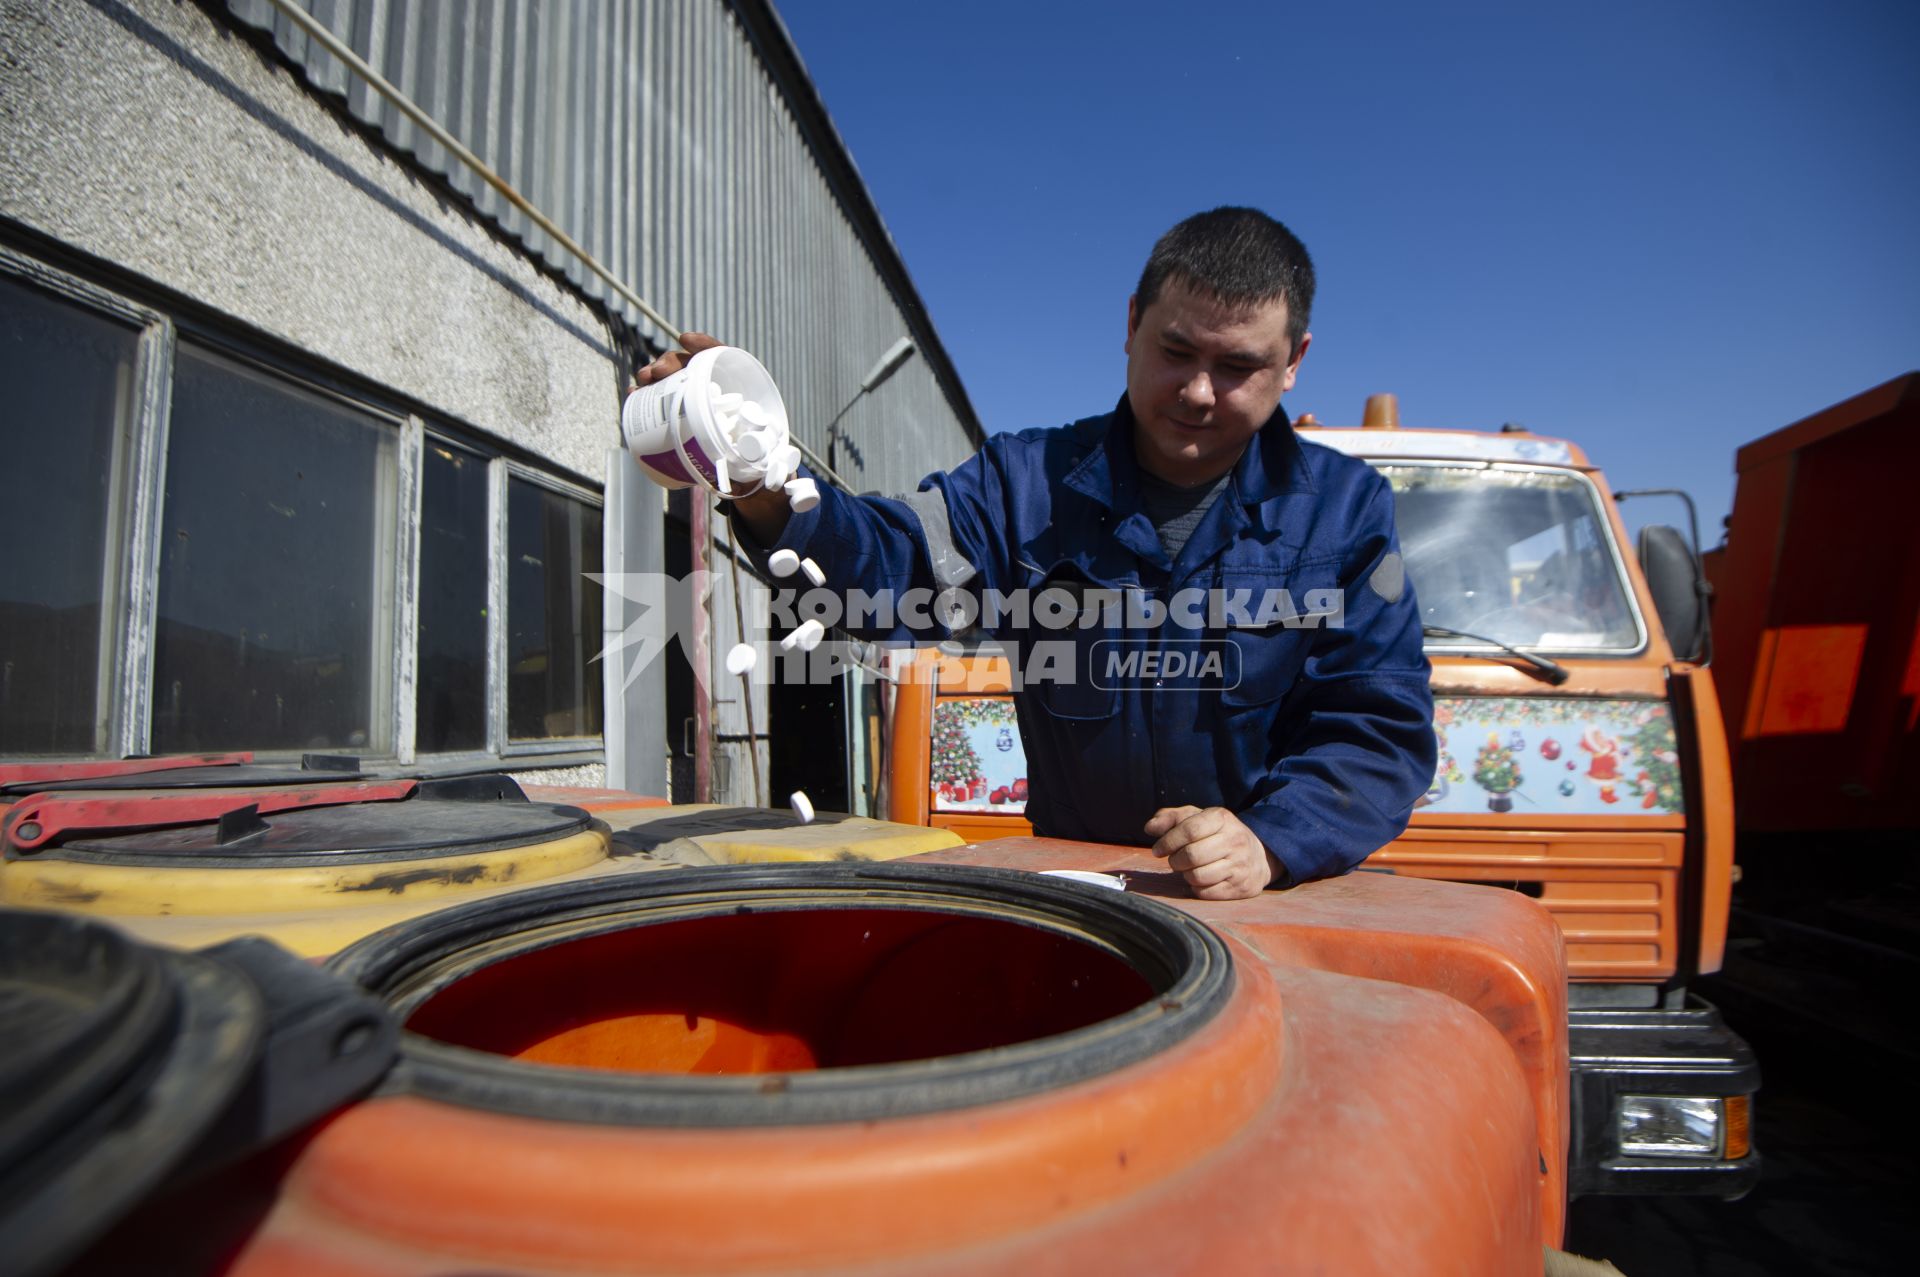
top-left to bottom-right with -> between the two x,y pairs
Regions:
636,389 -> 719,488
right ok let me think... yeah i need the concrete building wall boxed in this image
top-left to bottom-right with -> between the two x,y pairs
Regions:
0,0 -> 619,483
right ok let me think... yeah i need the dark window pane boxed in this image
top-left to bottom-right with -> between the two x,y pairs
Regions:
0,275 -> 138,755
152,347 -> 394,754
507,478 -> 602,740
417,440 -> 488,753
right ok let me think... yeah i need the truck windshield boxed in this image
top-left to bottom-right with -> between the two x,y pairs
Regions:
1374,463 -> 1642,653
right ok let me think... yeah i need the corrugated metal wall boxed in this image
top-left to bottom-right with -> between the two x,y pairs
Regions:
224,0 -> 982,496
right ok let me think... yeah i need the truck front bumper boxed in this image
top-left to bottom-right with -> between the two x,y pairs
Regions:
1569,996 -> 1762,1198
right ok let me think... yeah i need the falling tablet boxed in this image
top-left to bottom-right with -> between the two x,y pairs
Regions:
764,444 -> 803,491
779,618 -> 824,653
1039,870 -> 1128,891
725,642 -> 757,675
789,790 -> 815,824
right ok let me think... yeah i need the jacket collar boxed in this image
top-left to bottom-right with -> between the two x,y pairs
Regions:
1064,395 -> 1316,516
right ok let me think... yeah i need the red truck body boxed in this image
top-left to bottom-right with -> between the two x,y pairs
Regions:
1704,372 -> 1920,833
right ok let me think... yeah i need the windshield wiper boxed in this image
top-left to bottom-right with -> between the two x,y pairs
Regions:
1422,624 -> 1570,685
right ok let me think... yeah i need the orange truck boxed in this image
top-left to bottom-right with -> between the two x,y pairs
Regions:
891,394 -> 1760,1200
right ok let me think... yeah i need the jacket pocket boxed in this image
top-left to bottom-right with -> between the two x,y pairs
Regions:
1220,625 -> 1312,706
1216,560 -> 1340,707
1018,567 -> 1123,722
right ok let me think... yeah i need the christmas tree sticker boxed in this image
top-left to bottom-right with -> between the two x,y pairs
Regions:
1472,732 -> 1523,812
1418,728 -> 1468,807
931,705 -> 985,796
1624,710 -> 1684,812
931,698 -> 1022,806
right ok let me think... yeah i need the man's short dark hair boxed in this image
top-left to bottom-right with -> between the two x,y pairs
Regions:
1135,207 -> 1316,353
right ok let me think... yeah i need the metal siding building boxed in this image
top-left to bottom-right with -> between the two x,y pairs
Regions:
1,0 -> 978,798
226,0 -> 983,495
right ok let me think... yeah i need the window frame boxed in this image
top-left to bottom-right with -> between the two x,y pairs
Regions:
0,246 -> 605,767
497,462 -> 609,760
1,244 -> 172,757
154,336 -> 411,760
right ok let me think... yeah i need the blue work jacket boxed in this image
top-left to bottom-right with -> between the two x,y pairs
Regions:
758,397 -> 1436,885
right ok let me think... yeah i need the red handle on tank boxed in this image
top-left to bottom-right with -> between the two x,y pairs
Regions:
2,779 -> 419,853
0,753 -> 255,786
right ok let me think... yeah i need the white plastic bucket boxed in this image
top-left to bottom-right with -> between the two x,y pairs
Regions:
621,347 -> 791,493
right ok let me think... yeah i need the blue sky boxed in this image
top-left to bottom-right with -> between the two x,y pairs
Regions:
777,0 -> 1919,542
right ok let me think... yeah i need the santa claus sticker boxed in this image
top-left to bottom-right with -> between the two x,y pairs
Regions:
1579,726 -> 1622,804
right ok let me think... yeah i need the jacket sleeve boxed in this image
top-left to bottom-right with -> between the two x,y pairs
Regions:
734,440 -> 1021,645
1235,471 -> 1437,885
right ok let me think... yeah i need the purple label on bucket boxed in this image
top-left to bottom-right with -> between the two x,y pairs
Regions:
642,437 -> 720,488
643,447 -> 697,486
682,436 -> 720,485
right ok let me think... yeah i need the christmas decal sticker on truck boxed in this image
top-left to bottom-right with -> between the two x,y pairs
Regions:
1421,696 -> 1684,815
930,698 -> 1028,814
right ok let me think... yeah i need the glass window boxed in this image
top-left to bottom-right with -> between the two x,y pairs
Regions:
0,275 -> 139,755
417,439 -> 490,753
0,258 -> 609,765
1378,463 -> 1641,652
151,346 -> 396,753
507,477 -> 602,741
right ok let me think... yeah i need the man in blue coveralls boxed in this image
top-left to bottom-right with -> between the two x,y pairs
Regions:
634,207 -> 1435,899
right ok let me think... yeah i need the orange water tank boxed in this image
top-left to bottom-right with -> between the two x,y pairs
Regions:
82,857 -> 1563,1275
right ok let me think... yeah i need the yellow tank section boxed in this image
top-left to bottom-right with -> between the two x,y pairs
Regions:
599,803 -> 965,866
0,829 -> 614,958
0,829 -> 610,916
0,799 -> 964,958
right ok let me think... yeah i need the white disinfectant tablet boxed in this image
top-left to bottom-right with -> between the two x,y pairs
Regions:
725,642 -> 757,675
765,445 -> 803,492
761,455 -> 789,491
786,477 -> 819,513
800,557 -> 825,587
1039,870 -> 1128,891
768,548 -> 800,577
789,790 -> 815,823
794,618 -> 825,651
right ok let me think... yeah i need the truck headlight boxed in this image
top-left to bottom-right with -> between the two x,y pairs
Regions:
1616,1095 -> 1725,1157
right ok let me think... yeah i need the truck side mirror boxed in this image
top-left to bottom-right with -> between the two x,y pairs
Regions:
1637,524 -> 1712,664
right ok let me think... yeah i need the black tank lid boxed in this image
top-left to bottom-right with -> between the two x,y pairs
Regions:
0,911 -> 261,1276
48,796 -> 594,868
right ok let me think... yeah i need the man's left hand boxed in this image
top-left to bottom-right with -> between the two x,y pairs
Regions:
1145,806 -> 1278,900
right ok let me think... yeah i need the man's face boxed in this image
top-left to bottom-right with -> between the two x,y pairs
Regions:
1124,278 -> 1309,487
